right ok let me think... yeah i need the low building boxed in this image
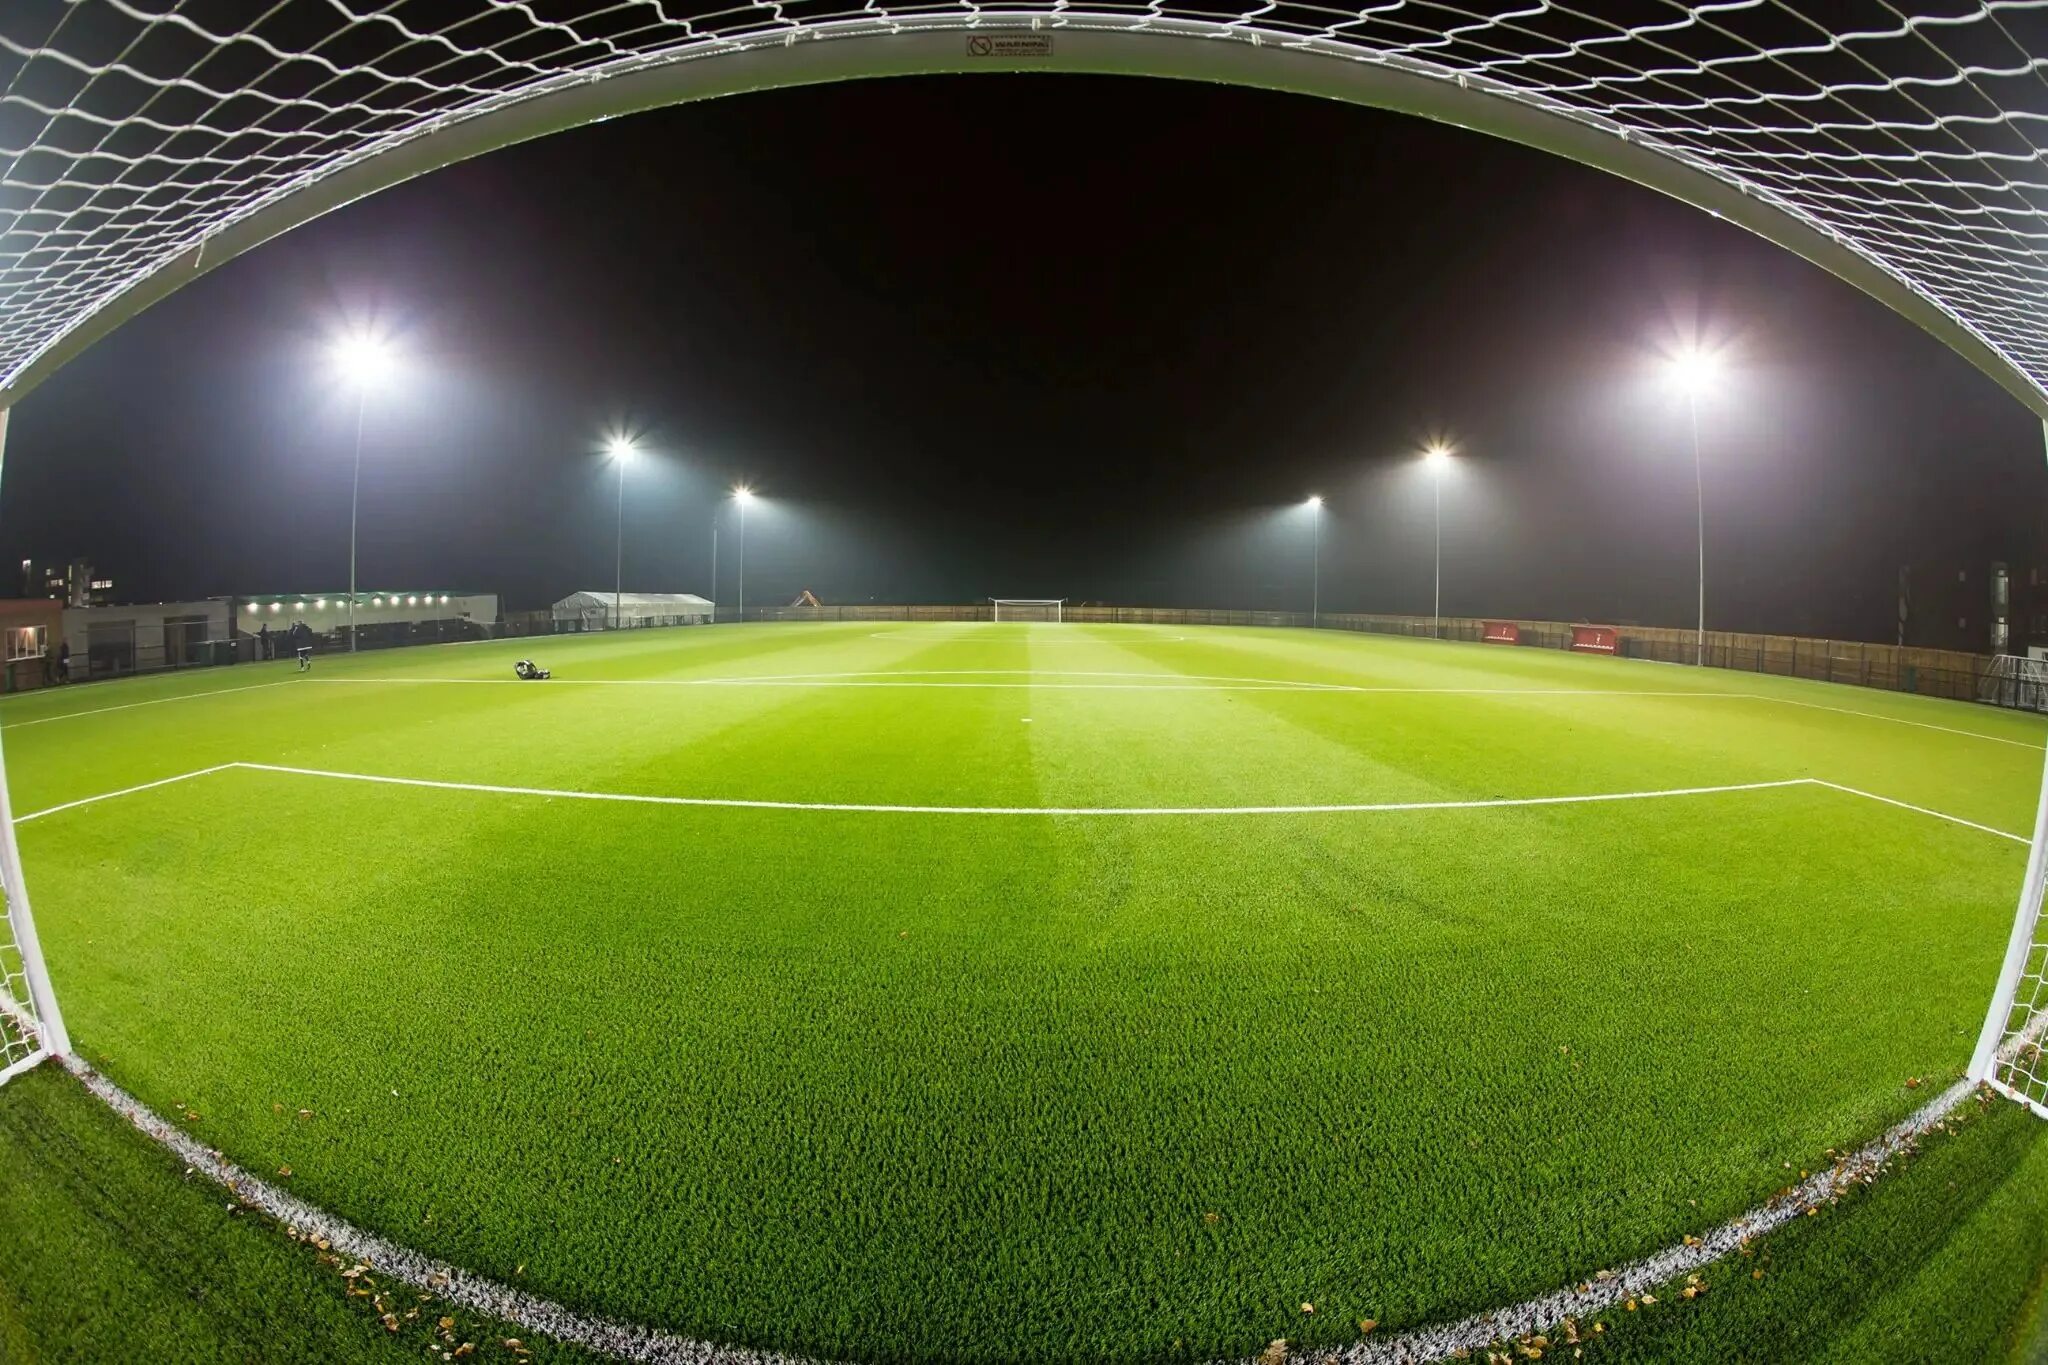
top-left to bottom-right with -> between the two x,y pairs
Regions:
0,598 -> 65,690
552,591 -> 714,629
234,591 -> 500,650
61,599 -> 232,679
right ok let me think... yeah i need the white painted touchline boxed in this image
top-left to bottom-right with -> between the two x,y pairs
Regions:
0,680 -> 292,730
48,1051 -> 1983,1365
11,765 -> 2028,842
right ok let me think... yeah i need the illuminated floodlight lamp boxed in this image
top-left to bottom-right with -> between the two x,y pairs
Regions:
315,598 -> 326,608
1666,344 -> 1722,396
732,485 -> 755,504
331,331 -> 394,388
372,596 -> 383,607
269,602 -> 281,612
439,594 -> 449,604
407,595 -> 418,606
246,603 -> 259,614
1424,443 -> 1453,472
1306,494 -> 1323,508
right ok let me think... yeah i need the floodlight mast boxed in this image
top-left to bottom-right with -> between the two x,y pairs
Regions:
1669,346 -> 1720,667
333,332 -> 392,653
1306,495 -> 1323,626
607,434 -> 638,630
1424,444 -> 1452,637
733,486 -> 754,621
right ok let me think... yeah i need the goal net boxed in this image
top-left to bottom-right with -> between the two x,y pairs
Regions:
991,599 -> 1064,623
1980,656 -> 2048,713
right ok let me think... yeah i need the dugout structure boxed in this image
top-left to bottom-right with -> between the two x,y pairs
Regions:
2,4 -> 2048,1102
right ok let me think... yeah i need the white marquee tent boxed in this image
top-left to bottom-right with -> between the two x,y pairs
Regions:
552,592 -> 714,630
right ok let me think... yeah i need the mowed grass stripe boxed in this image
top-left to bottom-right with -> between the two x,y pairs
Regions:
7,623 -> 2038,1363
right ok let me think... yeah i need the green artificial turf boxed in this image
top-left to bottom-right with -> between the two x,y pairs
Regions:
3,622 -> 2044,1363
0,1063 -> 591,1365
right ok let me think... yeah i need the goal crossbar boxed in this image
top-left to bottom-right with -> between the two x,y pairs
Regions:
990,599 -> 1065,623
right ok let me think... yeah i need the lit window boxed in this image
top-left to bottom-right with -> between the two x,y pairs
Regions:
5,626 -> 45,662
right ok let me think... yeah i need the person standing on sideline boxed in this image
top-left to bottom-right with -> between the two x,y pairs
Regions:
257,622 -> 271,661
291,620 -> 313,671
55,639 -> 69,684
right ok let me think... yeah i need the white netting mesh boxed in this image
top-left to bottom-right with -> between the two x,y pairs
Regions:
3,2 -> 2048,408
1980,654 -> 2048,711
1985,892 -> 2048,1117
0,903 -> 47,1079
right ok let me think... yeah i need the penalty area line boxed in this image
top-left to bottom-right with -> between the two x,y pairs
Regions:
10,767 -> 2028,840
0,680 -> 294,730
226,764 -> 1813,818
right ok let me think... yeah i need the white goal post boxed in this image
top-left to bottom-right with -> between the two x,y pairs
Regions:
991,599 -> 1065,623
0,410 -> 70,1084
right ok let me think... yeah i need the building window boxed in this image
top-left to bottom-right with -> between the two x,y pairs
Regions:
5,626 -> 46,661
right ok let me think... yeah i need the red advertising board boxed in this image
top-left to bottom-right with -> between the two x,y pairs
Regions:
1570,625 -> 1620,655
1481,621 -> 1520,645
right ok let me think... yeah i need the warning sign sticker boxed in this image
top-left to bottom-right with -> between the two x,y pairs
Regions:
966,34 -> 1053,57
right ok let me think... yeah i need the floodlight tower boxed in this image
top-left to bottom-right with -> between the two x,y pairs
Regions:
606,433 -> 638,630
1305,494 -> 1323,626
1668,346 -> 1720,667
733,486 -> 755,622
1423,443 -> 1452,637
332,332 -> 393,652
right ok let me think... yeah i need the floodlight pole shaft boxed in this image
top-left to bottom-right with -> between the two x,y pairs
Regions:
347,386 -> 365,652
736,496 -> 746,623
1432,470 -> 1443,639
1970,417 -> 2048,1087
1310,504 -> 1319,627
0,408 -> 69,1060
1689,389 -> 1705,667
614,457 -> 625,631
710,523 -> 719,624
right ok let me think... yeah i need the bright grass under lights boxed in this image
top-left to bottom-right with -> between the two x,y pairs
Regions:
1,621 -> 2044,1364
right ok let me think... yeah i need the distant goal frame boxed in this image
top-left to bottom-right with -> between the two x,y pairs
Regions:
990,599 -> 1066,623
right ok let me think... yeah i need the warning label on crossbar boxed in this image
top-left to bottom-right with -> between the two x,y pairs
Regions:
966,34 -> 1053,57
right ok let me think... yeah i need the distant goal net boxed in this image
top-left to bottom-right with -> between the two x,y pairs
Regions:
991,599 -> 1064,623
1980,656 -> 2048,713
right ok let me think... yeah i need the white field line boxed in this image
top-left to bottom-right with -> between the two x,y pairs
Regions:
304,673 -> 1743,698
1738,694 -> 2046,751
230,764 -> 1814,818
12,766 -> 2031,841
1318,1078 -> 1980,1365
1807,780 -> 2029,845
48,1053 -> 1983,1365
0,680 -> 291,730
13,764 -> 240,823
295,673 -> 2045,749
57,1054 -> 818,1365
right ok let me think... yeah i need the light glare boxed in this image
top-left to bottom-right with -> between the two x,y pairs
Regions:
1424,443 -> 1453,471
733,485 -> 755,505
332,331 -> 393,387
1667,345 -> 1721,395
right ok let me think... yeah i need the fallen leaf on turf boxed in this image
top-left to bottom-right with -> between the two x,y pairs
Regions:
1300,1302 -> 1314,1315
1358,1319 -> 1377,1336
1257,1340 -> 1288,1365
276,1165 -> 292,1178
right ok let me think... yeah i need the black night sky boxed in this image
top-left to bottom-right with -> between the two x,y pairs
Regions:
4,74 -> 2042,637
